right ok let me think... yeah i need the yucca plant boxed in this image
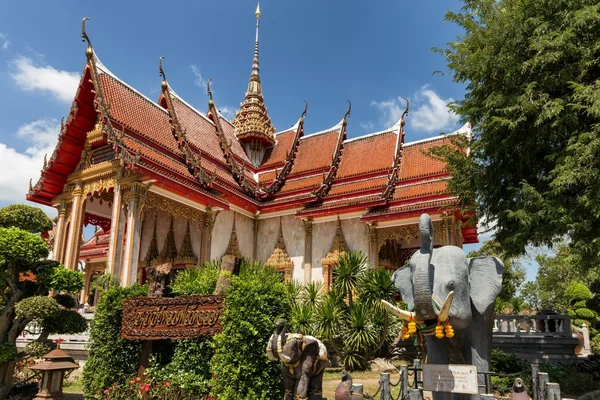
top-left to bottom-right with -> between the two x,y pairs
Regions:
333,252 -> 368,306
303,281 -> 324,310
290,303 -> 314,335
342,301 -> 378,370
284,279 -> 302,305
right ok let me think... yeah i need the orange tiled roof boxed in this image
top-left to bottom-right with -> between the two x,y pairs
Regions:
337,131 -> 396,178
260,129 -> 295,168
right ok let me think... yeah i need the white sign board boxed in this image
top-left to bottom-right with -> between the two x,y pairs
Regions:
423,364 -> 479,395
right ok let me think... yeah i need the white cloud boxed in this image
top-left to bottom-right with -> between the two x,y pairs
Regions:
10,56 -> 79,104
0,33 -> 9,50
359,121 -> 375,131
371,86 -> 459,133
219,106 -> 236,120
0,119 -> 59,214
190,65 -> 207,89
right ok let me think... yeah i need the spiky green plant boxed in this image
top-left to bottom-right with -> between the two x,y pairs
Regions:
342,302 -> 378,370
303,281 -> 324,310
290,303 -> 314,335
333,252 -> 368,306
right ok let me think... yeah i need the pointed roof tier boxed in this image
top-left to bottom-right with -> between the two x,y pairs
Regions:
232,3 -> 276,148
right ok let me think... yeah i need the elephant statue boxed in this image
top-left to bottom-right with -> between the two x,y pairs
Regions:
382,213 -> 504,400
266,319 -> 328,400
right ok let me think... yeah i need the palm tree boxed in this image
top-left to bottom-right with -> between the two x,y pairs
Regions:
333,252 -> 368,306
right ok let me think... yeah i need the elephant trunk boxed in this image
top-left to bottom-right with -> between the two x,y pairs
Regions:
413,214 -> 437,321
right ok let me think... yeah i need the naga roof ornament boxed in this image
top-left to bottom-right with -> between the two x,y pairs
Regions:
311,101 -> 351,201
231,3 -> 276,147
159,57 -> 216,187
381,98 -> 408,202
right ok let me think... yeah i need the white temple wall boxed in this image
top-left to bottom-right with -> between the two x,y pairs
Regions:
311,220 -> 337,283
342,218 -> 369,256
235,212 -> 255,259
138,208 -> 202,263
256,217 -> 279,262
281,215 -> 305,283
210,210 -> 234,260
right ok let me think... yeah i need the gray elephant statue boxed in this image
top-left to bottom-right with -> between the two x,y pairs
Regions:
266,319 -> 328,400
382,213 -> 504,400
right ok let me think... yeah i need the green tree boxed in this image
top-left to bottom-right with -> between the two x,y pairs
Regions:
467,240 -> 526,313
0,204 -> 84,400
433,0 -> 600,265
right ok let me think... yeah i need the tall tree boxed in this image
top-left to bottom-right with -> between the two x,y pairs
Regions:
433,0 -> 600,265
0,204 -> 84,400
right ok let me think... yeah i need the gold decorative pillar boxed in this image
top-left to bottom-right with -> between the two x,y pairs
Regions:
302,218 -> 313,284
201,208 -> 217,262
367,222 -> 378,268
52,201 -> 69,263
121,183 -> 148,286
64,182 -> 85,270
107,177 -> 123,276
80,263 -> 94,304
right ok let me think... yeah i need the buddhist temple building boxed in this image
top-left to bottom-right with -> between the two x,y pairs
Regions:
26,8 -> 478,300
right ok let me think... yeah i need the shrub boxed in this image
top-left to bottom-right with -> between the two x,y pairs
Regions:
37,267 -> 84,294
24,340 -> 53,358
42,309 -> 87,335
82,284 -> 147,400
210,261 -> 290,400
0,343 -> 17,364
53,293 -> 76,309
169,262 -> 219,296
14,296 -> 61,322
0,204 -> 52,233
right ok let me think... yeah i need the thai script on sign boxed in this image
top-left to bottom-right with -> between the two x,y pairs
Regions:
423,364 -> 479,395
121,295 -> 225,341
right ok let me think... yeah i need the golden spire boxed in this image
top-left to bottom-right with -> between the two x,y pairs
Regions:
232,2 -> 276,150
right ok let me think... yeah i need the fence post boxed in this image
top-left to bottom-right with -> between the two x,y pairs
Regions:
531,364 -> 540,400
562,312 -> 572,338
413,359 -> 422,389
351,384 -> 364,395
380,373 -> 391,400
409,388 -> 423,400
400,364 -> 409,400
512,378 -> 528,400
537,372 -> 549,400
545,383 -> 561,400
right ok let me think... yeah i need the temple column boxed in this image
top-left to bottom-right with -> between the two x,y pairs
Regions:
64,182 -> 85,270
80,264 -> 94,304
107,178 -> 124,276
201,208 -> 216,262
303,218 -> 313,284
367,222 -> 378,268
121,183 -> 147,286
52,200 -> 68,263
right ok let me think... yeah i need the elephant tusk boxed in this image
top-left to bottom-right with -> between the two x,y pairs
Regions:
381,300 -> 417,322
437,291 -> 454,322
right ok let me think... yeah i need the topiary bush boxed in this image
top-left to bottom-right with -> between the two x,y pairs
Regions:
53,293 -> 76,309
210,261 -> 290,400
42,309 -> 87,335
82,284 -> 147,400
14,296 -> 61,322
37,267 -> 84,294
169,262 -> 220,296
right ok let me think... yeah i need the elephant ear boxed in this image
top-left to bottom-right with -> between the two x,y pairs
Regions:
468,257 -> 504,314
392,265 -> 414,310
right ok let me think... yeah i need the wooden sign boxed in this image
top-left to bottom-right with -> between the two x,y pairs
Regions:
423,364 -> 479,395
121,295 -> 225,340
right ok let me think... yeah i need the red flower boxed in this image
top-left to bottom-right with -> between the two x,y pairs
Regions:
135,377 -> 141,382
129,379 -> 135,385
163,381 -> 170,387
103,389 -> 109,394
141,384 -> 150,392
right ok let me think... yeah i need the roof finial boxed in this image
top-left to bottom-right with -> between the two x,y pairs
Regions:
302,101 -> 308,119
159,56 -> 168,92
342,100 -> 352,126
207,79 -> 214,105
400,97 -> 409,128
81,17 -> 93,60
251,2 -> 261,83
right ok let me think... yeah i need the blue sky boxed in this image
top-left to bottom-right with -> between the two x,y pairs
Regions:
0,0 -> 538,280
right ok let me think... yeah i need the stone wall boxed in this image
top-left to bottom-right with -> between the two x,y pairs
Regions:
236,212 -> 255,259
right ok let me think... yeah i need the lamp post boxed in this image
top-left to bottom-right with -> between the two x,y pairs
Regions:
28,339 -> 79,400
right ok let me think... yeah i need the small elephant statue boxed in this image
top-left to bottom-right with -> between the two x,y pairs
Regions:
382,213 -> 504,400
266,319 -> 328,400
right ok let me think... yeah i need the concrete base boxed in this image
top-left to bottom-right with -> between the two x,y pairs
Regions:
492,335 -> 579,363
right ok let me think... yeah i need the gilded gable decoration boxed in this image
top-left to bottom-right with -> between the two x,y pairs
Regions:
176,220 -> 198,267
225,214 -> 241,258
321,217 -> 349,290
143,213 -> 159,267
265,218 -> 294,283
158,216 -> 178,263
381,98 -> 408,202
